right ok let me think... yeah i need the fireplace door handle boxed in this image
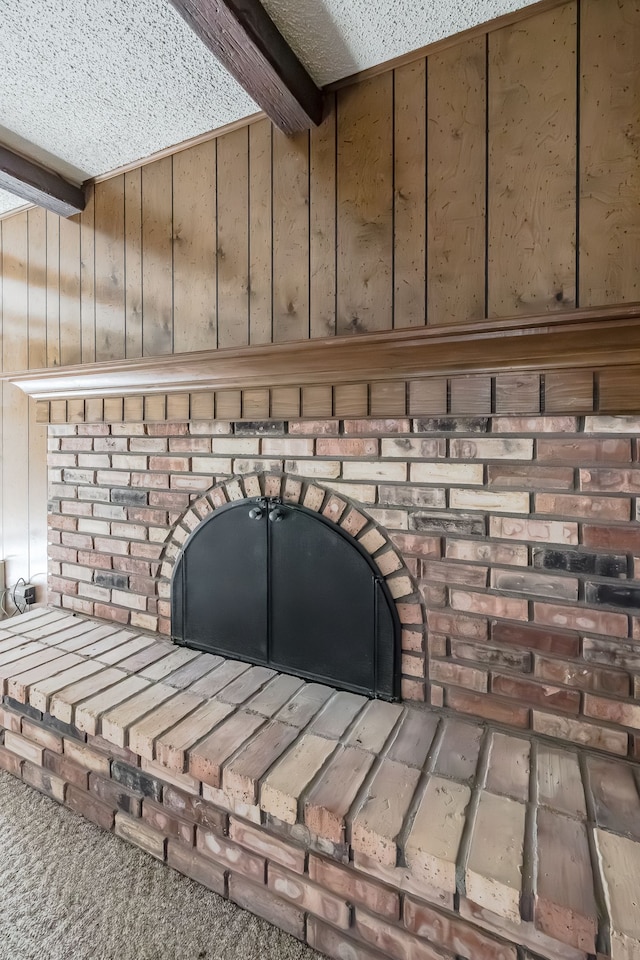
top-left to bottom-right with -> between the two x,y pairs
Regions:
248,506 -> 264,520
268,506 -> 286,523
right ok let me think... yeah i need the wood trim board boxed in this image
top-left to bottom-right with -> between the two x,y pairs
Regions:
9,303 -> 640,403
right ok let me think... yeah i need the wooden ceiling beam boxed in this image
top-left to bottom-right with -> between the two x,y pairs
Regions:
0,145 -> 86,218
169,0 -> 324,133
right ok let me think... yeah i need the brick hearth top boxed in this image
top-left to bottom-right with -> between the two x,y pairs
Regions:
1,607 -> 639,960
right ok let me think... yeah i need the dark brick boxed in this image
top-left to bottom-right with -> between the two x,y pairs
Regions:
533,548 -> 628,579
90,773 -> 143,816
94,572 -> 129,590
378,485 -> 445,508
42,712 -> 87,742
585,583 -> 640,609
3,697 -> 43,722
414,417 -> 489,433
111,489 -> 148,506
234,421 -> 285,435
410,513 -> 486,536
111,761 -> 162,801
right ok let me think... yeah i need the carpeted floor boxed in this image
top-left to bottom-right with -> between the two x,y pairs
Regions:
0,770 -> 322,960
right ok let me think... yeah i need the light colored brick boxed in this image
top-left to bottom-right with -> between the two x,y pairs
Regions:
387,576 -> 413,599
585,415 -> 640,433
451,438 -> 533,460
534,602 -> 628,638
111,590 -> 148,611
358,529 -> 387,554
532,711 -> 628,755
367,508 -> 409,530
410,462 -> 483,485
450,489 -> 530,513
285,459 -> 340,479
189,457 -> 233,474
322,481 -> 376,502
77,518 -> 111,535
405,776 -> 470,893
584,693 -> 640,730
210,437 -> 260,455
262,438 -> 314,456
429,660 -> 488,692
343,460 -> 407,482
380,438 -> 445,458
490,516 -> 578,545
3,731 -> 44,766
351,758 -> 420,866
450,590 -> 528,621
115,812 -> 166,860
466,792 -> 526,923
594,828 -> 640,960
261,734 -> 337,824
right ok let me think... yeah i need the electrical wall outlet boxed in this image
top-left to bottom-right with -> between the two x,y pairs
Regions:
23,585 -> 36,605
15,582 -> 36,606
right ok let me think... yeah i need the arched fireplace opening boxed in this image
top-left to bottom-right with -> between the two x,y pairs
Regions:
171,495 -> 400,700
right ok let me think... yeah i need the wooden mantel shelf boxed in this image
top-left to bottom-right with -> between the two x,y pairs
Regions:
6,304 -> 640,402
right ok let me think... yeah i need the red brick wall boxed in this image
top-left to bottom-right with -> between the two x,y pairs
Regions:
47,414 -> 640,757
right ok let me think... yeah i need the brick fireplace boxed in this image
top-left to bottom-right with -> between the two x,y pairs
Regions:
47,411 -> 640,759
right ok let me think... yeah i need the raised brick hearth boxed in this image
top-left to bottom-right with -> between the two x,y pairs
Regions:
1,608 -> 640,960
47,414 -> 640,758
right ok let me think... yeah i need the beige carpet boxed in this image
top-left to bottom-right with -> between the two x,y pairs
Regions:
0,770 -> 322,960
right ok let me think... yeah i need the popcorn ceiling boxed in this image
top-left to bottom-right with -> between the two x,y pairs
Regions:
261,0 -> 541,84
0,0 -> 539,216
0,0 -> 256,177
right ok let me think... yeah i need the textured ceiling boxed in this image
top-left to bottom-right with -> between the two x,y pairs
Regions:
0,0 -> 537,216
262,0 -> 539,85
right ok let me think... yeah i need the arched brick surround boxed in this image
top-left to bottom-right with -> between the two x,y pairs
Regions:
156,471 -> 426,700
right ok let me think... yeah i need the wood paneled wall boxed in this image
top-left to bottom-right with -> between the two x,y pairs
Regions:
1,0 -> 638,375
0,0 -> 638,599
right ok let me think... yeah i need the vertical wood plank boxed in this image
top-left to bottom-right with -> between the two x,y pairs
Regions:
428,38 -> 486,325
125,168 -> 143,358
488,3 -> 577,316
2,213 -> 28,373
142,157 -> 173,356
46,212 -> 60,367
580,0 -> 640,305
173,140 -> 217,353
80,185 -> 96,363
95,176 -> 125,361
310,93 -> 336,339
337,73 -> 394,334
249,119 -> 272,345
217,127 -> 249,348
394,60 -> 426,328
59,215 -> 81,365
28,395 -> 48,592
27,208 -> 47,370
2,383 -> 30,594
273,128 -> 310,342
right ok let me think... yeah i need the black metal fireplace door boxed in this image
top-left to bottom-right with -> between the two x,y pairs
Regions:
171,497 -> 400,700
